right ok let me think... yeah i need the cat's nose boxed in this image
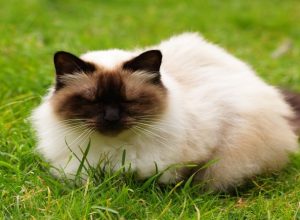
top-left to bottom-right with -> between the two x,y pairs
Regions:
103,106 -> 120,122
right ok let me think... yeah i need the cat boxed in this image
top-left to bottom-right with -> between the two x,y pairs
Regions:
31,33 -> 300,191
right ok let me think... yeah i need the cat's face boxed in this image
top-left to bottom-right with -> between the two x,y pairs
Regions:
50,50 -> 167,136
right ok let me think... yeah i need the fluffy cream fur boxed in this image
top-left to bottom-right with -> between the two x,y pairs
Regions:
31,33 -> 298,190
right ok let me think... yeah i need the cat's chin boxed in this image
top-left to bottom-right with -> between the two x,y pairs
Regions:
98,130 -> 124,137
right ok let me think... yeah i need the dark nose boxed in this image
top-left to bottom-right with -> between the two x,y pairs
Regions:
103,106 -> 120,122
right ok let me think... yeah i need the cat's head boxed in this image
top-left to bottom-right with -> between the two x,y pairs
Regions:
50,50 -> 167,136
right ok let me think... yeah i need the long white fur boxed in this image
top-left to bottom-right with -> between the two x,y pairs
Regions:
31,33 -> 298,190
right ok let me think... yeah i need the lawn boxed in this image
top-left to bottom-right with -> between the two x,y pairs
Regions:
1,0 -> 300,219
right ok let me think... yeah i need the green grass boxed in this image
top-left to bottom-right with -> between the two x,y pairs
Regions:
1,0 -> 300,219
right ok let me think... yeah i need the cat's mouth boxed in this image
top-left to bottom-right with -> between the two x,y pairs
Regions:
95,121 -> 131,137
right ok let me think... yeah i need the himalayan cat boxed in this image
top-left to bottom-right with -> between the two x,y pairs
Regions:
31,33 -> 300,191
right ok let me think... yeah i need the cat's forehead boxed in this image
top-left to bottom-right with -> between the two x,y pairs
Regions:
80,49 -> 135,70
59,68 -> 123,91
58,68 -> 156,99
56,48 -> 165,100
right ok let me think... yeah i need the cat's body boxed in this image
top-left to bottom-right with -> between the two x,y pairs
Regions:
31,33 -> 299,191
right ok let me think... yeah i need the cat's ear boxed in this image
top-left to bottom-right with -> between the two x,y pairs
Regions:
123,50 -> 162,82
54,51 -> 95,90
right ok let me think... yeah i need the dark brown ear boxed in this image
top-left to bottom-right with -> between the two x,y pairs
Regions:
54,51 -> 95,90
123,50 -> 162,82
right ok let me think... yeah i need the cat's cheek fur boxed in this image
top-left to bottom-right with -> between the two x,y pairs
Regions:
31,33 -> 299,191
